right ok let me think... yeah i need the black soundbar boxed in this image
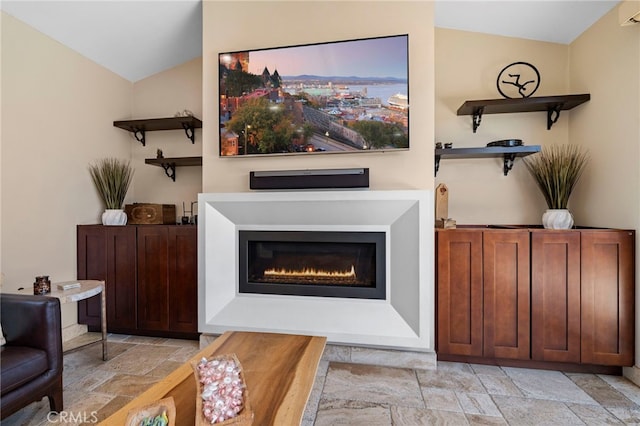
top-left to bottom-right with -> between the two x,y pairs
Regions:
249,168 -> 369,190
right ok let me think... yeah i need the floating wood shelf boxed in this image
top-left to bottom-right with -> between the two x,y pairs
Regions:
457,94 -> 590,132
145,156 -> 202,182
435,145 -> 541,176
114,116 -> 203,145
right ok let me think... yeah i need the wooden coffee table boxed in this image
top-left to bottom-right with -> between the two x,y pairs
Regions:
100,331 -> 327,425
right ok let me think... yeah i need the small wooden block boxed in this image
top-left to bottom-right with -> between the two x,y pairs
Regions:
435,183 -> 449,223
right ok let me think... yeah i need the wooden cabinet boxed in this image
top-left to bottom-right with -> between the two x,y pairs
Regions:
77,225 -> 136,332
77,225 -> 198,339
483,231 -> 530,360
437,227 -> 635,369
531,231 -> 581,363
436,229 -> 530,360
581,230 -> 635,366
137,227 -> 170,331
436,229 -> 483,357
168,227 -> 198,333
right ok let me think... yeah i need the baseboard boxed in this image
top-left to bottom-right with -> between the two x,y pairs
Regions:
623,365 -> 640,386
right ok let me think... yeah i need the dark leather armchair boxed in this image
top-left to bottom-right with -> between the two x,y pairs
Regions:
0,293 -> 63,419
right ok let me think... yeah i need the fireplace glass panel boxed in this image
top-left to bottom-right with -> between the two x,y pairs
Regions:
239,231 -> 385,299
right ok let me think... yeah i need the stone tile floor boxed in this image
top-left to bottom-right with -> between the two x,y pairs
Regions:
4,334 -> 640,425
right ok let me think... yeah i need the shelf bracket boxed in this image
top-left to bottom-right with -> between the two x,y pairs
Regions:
160,163 -> 176,182
133,129 -> 146,146
182,123 -> 196,144
547,104 -> 563,130
472,107 -> 484,133
435,154 -> 441,176
503,153 -> 517,176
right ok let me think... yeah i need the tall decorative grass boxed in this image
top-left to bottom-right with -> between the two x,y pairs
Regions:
524,145 -> 589,209
89,158 -> 134,209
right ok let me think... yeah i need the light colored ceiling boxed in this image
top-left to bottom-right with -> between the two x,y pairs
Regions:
0,0 -> 620,82
435,0 -> 619,43
1,0 -> 202,82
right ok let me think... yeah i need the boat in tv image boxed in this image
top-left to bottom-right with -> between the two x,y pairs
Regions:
218,34 -> 409,157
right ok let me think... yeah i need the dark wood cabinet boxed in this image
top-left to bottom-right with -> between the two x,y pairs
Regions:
77,225 -> 136,332
77,225 -> 198,339
437,227 -> 635,369
136,227 -> 170,331
581,230 -> 635,366
531,230 -> 581,363
483,231 -> 530,360
436,229 -> 483,357
168,227 -> 198,333
437,229 -> 529,360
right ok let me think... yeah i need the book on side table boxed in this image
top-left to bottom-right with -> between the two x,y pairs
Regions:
57,282 -> 81,291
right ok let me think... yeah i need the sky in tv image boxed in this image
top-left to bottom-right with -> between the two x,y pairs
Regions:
248,35 -> 408,80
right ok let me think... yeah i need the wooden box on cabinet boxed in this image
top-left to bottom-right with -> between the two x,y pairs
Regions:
77,225 -> 198,339
125,203 -> 176,225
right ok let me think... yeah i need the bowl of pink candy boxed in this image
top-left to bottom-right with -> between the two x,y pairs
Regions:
192,354 -> 253,425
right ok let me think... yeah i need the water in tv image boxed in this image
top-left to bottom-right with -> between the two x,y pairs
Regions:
219,35 -> 409,157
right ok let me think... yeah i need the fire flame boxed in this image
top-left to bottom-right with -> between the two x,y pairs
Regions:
264,265 -> 356,279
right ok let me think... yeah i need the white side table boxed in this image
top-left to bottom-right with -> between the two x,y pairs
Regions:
17,280 -> 108,360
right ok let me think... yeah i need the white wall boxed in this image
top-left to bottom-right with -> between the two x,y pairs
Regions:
202,1 -> 435,192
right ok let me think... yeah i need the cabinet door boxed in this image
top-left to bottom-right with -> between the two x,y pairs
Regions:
531,231 -> 580,363
77,225 -> 136,332
137,226 -> 170,331
581,230 -> 635,366
168,227 -> 198,333
436,230 -> 483,357
483,230 -> 530,360
77,225 -> 107,329
106,227 -> 137,331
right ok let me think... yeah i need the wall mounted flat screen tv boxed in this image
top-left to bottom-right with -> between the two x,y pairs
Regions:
218,34 -> 409,157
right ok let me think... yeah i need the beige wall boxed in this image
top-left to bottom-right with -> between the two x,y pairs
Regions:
435,28 -> 571,225
130,57 -> 203,219
568,5 -> 640,366
569,7 -> 640,229
1,12 -> 133,326
202,1 -> 434,192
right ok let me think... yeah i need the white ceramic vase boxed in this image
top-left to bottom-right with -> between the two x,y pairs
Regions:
542,209 -> 574,229
102,209 -> 127,226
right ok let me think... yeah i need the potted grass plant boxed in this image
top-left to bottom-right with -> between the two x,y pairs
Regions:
523,144 -> 589,229
89,158 -> 134,225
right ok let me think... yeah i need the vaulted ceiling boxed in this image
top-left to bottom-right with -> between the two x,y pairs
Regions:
0,1 -> 620,82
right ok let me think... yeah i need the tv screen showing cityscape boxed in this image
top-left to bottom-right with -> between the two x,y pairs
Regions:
218,34 -> 409,157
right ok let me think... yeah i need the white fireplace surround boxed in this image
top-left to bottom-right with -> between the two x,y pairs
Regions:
198,190 -> 434,351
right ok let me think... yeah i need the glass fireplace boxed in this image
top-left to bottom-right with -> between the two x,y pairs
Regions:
239,231 -> 385,299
